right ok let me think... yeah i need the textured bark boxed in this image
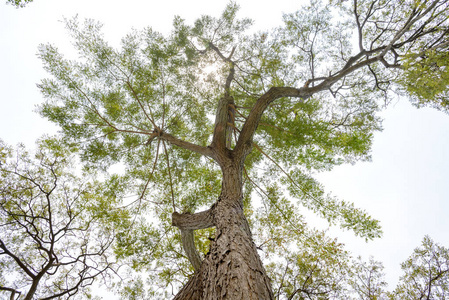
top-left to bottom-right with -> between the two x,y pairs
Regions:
211,95 -> 235,151
173,201 -> 273,299
173,162 -> 274,300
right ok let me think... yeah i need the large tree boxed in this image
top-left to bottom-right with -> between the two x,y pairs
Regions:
37,0 -> 449,298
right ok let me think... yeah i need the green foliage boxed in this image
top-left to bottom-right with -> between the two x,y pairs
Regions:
399,50 -> 449,111
266,231 -> 351,299
34,0 -> 449,297
37,7 -> 365,296
266,235 -> 449,299
393,236 -> 449,299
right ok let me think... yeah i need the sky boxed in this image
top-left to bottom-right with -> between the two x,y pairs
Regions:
1,0 -> 448,295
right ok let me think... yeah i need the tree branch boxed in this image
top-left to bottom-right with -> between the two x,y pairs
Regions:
211,95 -> 235,152
209,42 -> 237,152
180,229 -> 202,271
0,239 -> 36,279
234,86 -> 309,160
172,208 -> 215,271
0,286 -> 21,300
172,208 -> 215,230
158,131 -> 216,159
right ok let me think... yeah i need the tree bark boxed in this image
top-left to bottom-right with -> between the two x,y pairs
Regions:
173,162 -> 273,300
24,279 -> 39,300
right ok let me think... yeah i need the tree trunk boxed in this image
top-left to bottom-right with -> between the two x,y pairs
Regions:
173,162 -> 274,300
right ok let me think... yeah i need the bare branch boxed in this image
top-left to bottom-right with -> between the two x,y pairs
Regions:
0,239 -> 36,279
0,286 -> 21,300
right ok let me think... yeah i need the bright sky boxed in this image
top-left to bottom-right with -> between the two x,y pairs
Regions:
1,0 -> 448,294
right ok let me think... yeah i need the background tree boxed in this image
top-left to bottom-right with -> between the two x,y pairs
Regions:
265,235 -> 449,300
0,138 -> 124,299
266,230 -> 351,299
392,236 -> 449,299
349,256 -> 388,299
36,0 -> 449,298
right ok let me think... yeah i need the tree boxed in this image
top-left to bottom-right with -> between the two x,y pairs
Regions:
0,138 -> 123,299
36,0 -> 449,298
266,230 -> 351,299
392,236 -> 449,299
342,236 -> 449,299
349,256 -> 388,300
265,236 -> 449,300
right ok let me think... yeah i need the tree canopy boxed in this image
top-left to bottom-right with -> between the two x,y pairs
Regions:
8,0 -> 449,298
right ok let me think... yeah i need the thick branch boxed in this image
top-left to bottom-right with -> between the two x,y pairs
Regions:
234,49 -> 384,162
172,209 -> 215,271
209,42 -> 236,152
211,95 -> 235,152
180,229 -> 202,271
234,87 -> 309,160
159,131 -> 215,159
172,209 -> 215,230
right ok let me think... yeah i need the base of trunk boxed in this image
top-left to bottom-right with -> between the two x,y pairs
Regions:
174,200 -> 273,300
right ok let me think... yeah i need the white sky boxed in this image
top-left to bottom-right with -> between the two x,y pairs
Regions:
1,0 -> 448,294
